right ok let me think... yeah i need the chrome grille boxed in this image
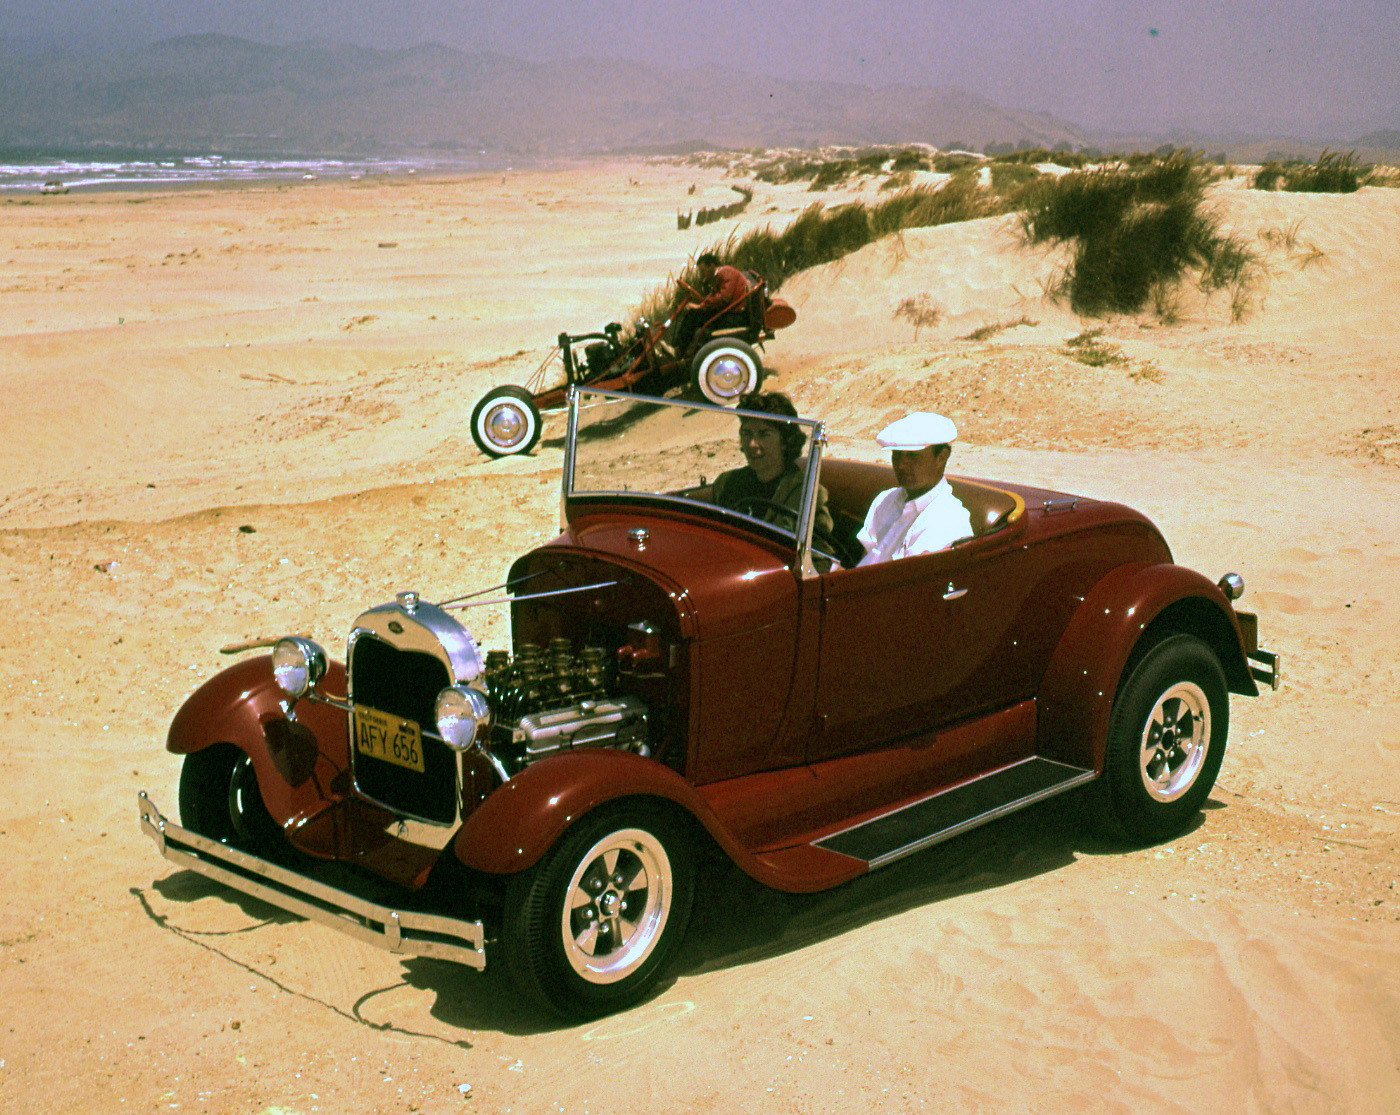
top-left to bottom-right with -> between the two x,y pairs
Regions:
348,634 -> 459,825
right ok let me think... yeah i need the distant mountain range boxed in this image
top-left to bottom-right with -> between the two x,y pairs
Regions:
0,34 -> 1093,156
0,35 -> 1392,162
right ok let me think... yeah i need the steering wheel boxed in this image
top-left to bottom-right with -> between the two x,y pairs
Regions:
729,496 -> 851,568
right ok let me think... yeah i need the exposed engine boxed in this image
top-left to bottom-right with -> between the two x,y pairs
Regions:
583,341 -> 617,376
481,638 -> 650,771
329,591 -> 665,823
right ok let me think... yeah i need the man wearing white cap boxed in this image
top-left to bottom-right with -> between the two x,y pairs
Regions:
856,412 -> 973,565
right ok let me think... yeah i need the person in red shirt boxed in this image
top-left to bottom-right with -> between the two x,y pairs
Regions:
672,252 -> 752,354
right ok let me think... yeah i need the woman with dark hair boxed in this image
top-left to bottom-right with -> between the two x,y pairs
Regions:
710,392 -> 833,539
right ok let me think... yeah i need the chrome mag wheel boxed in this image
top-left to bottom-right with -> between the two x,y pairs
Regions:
1098,633 -> 1229,843
1138,680 -> 1211,803
561,828 -> 672,984
502,806 -> 695,1018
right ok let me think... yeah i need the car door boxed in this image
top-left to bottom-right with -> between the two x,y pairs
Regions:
807,530 -> 1030,764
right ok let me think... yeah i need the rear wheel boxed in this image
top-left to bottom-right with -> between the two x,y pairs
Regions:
690,339 -> 762,405
501,805 -> 695,1019
471,386 -> 542,457
178,743 -> 286,855
1098,634 -> 1229,843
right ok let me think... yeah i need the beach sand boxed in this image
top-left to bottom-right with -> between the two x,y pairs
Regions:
1,161 -> 1397,1113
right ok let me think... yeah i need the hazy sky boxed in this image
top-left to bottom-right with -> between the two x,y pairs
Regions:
3,1 -> 1396,137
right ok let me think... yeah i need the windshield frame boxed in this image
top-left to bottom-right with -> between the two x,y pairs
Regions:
562,387 -> 828,578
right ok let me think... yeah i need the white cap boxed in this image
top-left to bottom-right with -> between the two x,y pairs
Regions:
876,412 -> 958,450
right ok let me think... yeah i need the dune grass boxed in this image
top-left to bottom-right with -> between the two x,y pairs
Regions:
989,162 -> 1042,196
989,147 -> 1092,169
1063,328 -> 1128,366
960,316 -> 1037,341
1018,151 -> 1257,318
687,185 -> 754,227
752,146 -> 938,188
1062,329 -> 1164,382
893,294 -> 942,340
1254,151 -> 1366,193
642,148 -> 1258,333
633,174 -> 1007,329
1258,220 -> 1328,270
891,148 -> 933,173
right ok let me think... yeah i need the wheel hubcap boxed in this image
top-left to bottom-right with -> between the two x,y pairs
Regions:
1139,681 -> 1210,802
485,403 -> 527,447
562,829 -> 671,984
705,355 -> 750,398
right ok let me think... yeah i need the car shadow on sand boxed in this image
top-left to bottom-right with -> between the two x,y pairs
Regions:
399,789 -> 1213,1035
678,791 -> 1207,978
134,791 -> 1213,1036
146,870 -> 302,926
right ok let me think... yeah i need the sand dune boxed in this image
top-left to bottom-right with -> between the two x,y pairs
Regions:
1,161 -> 1397,1113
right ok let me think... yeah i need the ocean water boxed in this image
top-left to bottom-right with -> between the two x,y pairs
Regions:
0,149 -> 493,193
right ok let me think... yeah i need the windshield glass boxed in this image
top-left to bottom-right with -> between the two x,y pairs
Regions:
566,389 -> 825,550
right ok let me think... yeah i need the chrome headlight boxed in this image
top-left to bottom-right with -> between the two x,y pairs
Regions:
435,685 -> 491,752
271,636 -> 327,699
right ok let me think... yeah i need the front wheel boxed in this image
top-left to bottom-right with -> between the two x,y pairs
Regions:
178,743 -> 287,855
471,386 -> 542,458
1097,634 -> 1229,843
501,805 -> 695,1019
690,338 -> 762,405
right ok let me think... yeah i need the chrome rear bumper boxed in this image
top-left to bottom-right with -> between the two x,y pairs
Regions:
137,792 -> 486,970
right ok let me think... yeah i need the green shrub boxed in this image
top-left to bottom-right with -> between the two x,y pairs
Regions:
1252,161 -> 1286,191
754,157 -> 823,184
1063,329 -> 1128,366
988,147 -> 1089,169
932,152 -> 983,173
991,148 -> 1049,165
891,148 -> 932,172
808,159 -> 857,190
989,162 -> 1042,201
1018,152 -> 1256,317
1253,151 -> 1367,193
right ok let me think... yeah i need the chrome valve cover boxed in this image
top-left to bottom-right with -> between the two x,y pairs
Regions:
515,695 -> 650,761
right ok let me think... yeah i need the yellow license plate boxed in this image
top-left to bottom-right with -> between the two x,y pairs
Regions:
354,704 -> 425,773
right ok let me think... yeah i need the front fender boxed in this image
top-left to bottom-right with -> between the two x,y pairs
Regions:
455,750 -> 739,876
166,654 -> 351,825
1035,563 -> 1251,771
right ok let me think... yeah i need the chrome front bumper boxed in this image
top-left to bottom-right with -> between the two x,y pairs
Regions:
137,792 -> 486,970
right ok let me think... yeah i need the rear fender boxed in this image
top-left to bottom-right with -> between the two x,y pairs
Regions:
1036,563 -> 1253,771
455,750 -> 746,877
166,655 -> 351,825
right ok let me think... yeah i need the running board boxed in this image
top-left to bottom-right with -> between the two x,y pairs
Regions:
814,757 -> 1095,869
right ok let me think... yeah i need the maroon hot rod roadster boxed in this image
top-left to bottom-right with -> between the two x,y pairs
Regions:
139,389 -> 1278,1018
